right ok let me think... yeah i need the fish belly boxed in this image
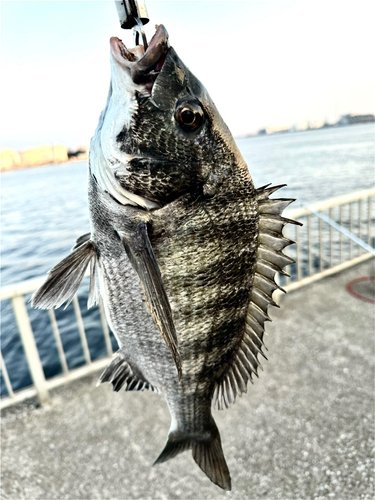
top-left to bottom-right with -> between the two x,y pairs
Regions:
96,234 -> 177,391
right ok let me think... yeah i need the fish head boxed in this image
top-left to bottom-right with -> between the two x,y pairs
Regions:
90,24 -> 248,208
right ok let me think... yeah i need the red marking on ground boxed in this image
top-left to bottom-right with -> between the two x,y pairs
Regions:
346,276 -> 375,304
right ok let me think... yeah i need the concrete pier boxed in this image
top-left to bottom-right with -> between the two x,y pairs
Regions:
1,259 -> 374,500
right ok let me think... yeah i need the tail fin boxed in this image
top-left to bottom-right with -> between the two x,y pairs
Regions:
192,433 -> 231,491
154,418 -> 231,491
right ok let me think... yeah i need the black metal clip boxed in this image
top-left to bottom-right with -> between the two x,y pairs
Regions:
114,0 -> 149,50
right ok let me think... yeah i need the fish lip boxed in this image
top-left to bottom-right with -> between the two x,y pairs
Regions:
110,24 -> 169,88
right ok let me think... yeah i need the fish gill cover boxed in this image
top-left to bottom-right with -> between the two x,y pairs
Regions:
32,19 -> 300,491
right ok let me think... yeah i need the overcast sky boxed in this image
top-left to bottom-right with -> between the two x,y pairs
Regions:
1,1 -> 374,151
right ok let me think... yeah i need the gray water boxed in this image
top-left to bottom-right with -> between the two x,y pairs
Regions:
1,123 -> 374,394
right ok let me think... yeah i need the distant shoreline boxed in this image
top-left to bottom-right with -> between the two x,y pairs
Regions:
3,121 -> 374,173
1,154 -> 88,173
235,121 -> 374,140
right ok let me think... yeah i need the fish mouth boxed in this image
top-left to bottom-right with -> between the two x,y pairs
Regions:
110,24 -> 169,93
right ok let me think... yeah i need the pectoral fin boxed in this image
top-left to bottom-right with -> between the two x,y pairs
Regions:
119,221 -> 182,379
32,240 -> 98,310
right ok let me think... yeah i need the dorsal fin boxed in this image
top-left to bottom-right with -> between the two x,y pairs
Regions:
213,184 -> 301,410
97,350 -> 159,393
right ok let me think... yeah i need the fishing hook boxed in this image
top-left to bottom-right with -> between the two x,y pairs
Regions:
114,0 -> 149,50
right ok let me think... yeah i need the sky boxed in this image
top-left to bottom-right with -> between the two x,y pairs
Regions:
1,0 -> 374,151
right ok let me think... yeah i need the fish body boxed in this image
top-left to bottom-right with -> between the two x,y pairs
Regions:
33,25 -> 298,490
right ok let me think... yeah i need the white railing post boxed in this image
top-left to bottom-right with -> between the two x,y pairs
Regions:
329,207 -> 334,267
48,309 -> 69,375
73,296 -> 91,364
99,298 -> 113,356
1,351 -> 14,398
368,197 -> 372,246
11,295 -> 50,406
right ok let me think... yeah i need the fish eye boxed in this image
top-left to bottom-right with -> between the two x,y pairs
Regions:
175,102 -> 204,131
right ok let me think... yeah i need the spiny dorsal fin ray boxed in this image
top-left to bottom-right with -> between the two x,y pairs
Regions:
260,213 -> 302,227
213,184 -> 300,410
258,196 -> 295,214
258,244 -> 295,268
97,350 -> 159,393
245,315 -> 267,348
32,240 -> 98,310
256,183 -> 287,200
259,229 -> 295,251
254,272 -> 285,296
256,258 -> 290,279
251,286 -> 279,311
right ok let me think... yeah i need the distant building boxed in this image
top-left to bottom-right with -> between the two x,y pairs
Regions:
1,145 -> 69,171
257,129 -> 267,136
1,149 -> 22,171
266,124 -> 290,134
18,144 -> 68,168
336,114 -> 375,126
67,147 -> 88,160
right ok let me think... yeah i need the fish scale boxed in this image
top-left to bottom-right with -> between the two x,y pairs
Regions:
32,24 -> 300,491
151,176 -> 258,384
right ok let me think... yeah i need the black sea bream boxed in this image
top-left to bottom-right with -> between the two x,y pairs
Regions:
33,25 -> 299,490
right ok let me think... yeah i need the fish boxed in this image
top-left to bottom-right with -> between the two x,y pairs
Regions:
32,24 -> 300,490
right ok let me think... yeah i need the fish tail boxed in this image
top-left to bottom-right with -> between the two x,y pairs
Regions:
153,434 -> 191,464
154,417 -> 231,490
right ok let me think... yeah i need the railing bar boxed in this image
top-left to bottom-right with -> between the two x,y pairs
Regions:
285,228 -> 292,285
329,207 -> 334,268
296,224 -> 302,281
48,310 -> 69,375
72,296 -> 91,364
308,214 -> 313,276
0,351 -> 14,398
367,196 -> 372,245
284,253 -> 373,294
308,206 -> 375,256
339,205 -> 343,263
283,224 -> 292,285
285,187 -> 375,219
11,295 -> 50,405
99,298 -> 113,356
349,202 -> 353,260
359,198 -> 363,254
319,217 -> 323,272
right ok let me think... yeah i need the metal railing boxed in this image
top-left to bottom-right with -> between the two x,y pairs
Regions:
280,187 -> 375,293
1,188 -> 374,409
0,280 -> 114,409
